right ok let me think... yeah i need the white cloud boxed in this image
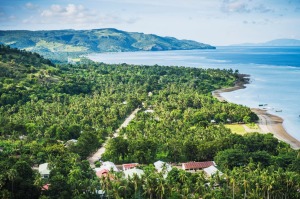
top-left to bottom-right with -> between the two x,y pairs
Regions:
221,0 -> 250,13
33,3 -> 139,28
253,4 -> 272,13
25,2 -> 39,10
41,4 -> 86,17
221,0 -> 273,14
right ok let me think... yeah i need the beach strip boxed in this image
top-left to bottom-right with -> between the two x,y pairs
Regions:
212,81 -> 300,150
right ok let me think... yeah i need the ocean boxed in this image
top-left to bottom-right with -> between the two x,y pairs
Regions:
87,46 -> 300,141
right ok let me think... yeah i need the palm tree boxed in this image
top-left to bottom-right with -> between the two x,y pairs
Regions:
194,173 -> 206,197
143,173 -> 156,199
155,175 -> 166,199
7,168 -> 17,197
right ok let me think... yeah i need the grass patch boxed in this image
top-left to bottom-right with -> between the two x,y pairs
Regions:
246,123 -> 259,130
225,124 -> 248,135
34,40 -> 88,52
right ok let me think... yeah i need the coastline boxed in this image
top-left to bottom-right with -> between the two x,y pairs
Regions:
212,77 -> 300,150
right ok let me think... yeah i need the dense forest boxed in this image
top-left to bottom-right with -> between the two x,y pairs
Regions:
0,44 -> 299,198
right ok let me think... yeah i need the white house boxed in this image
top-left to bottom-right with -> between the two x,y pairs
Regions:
99,161 -> 119,172
154,160 -> 172,173
39,163 -> 50,178
124,168 -> 144,178
203,165 -> 222,177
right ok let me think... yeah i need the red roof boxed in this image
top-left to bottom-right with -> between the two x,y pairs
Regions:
122,163 -> 138,170
42,184 -> 50,191
182,161 -> 215,170
96,169 -> 109,178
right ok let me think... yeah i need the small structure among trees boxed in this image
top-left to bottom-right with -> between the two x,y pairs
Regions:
182,161 -> 215,172
122,163 -> 139,171
38,163 -> 50,178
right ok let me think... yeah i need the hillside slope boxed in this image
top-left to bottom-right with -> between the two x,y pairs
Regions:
0,28 -> 215,62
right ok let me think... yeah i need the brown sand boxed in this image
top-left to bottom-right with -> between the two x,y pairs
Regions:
212,80 -> 300,150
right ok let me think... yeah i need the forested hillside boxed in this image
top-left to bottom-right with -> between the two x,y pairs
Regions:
0,45 -> 299,198
0,29 -> 215,62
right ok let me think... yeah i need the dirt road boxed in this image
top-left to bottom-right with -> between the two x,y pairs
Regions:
88,107 -> 140,168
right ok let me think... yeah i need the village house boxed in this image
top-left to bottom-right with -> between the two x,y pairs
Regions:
154,160 -> 172,173
182,161 -> 216,172
99,161 -> 119,172
124,168 -> 144,179
203,165 -> 223,177
39,163 -> 51,178
122,163 -> 139,171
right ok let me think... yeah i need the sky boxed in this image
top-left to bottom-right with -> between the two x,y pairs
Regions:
0,0 -> 300,45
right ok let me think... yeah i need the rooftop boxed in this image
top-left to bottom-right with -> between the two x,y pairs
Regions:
182,161 -> 215,170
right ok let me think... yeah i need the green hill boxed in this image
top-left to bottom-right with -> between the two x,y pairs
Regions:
0,28 -> 215,62
1,45 -> 300,199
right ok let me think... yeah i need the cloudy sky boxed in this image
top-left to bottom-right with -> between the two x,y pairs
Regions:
1,0 -> 300,45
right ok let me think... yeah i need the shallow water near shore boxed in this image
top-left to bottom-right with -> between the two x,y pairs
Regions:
88,46 -> 300,141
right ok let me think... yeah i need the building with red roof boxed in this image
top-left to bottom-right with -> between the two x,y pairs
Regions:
42,184 -> 50,191
122,163 -> 139,171
182,161 -> 216,171
96,168 -> 109,178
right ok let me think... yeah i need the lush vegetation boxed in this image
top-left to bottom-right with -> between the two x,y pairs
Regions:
0,29 -> 215,63
0,45 -> 299,198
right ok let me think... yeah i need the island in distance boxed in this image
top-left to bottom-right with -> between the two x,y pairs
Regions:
0,28 -> 215,62
232,38 -> 300,46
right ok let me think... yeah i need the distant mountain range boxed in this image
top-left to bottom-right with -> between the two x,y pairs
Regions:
0,28 -> 215,62
233,39 -> 300,46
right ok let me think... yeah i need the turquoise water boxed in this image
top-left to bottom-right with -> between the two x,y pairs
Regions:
88,47 -> 300,141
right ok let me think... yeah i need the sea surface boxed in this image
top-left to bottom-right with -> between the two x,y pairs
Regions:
88,46 -> 300,141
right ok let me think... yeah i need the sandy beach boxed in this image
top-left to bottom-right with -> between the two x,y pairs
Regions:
212,80 -> 300,150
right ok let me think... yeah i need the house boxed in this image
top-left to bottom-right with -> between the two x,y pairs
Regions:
203,165 -> 222,177
65,139 -> 78,147
182,161 -> 216,171
154,160 -> 172,173
99,161 -> 119,172
39,163 -> 50,178
122,163 -> 139,171
95,168 -> 109,178
144,109 -> 154,113
42,184 -> 50,191
124,168 -> 144,179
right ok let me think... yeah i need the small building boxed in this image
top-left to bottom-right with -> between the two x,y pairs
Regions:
42,184 -> 50,191
203,165 -> 222,177
65,139 -> 78,147
96,168 -> 109,178
154,160 -> 172,173
144,109 -> 154,113
122,163 -> 139,171
182,161 -> 216,171
124,168 -> 144,179
99,161 -> 119,172
39,163 -> 50,178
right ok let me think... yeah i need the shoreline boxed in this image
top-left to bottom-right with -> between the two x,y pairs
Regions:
212,78 -> 300,150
